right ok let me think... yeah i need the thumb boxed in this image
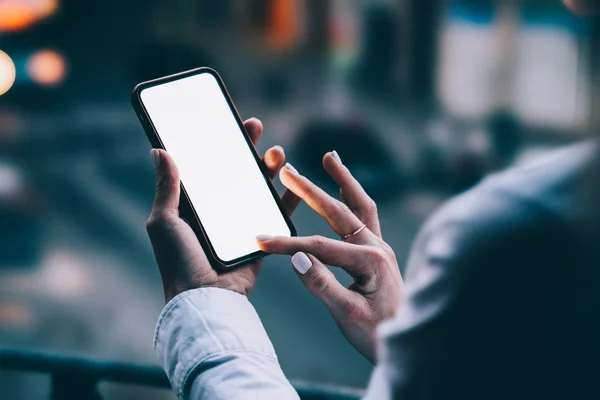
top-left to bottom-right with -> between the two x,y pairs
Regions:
291,252 -> 352,313
151,149 -> 181,214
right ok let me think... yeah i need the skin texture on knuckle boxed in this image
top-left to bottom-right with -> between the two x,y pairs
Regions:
310,235 -> 328,253
145,216 -> 160,234
366,246 -> 387,265
379,241 -> 396,259
155,170 -> 171,190
366,198 -> 378,215
146,211 -> 177,235
307,270 -> 331,297
351,247 -> 387,292
339,298 -> 366,326
346,196 -> 376,224
156,166 -> 179,194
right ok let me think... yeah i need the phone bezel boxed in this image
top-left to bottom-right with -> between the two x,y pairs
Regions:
131,67 -> 297,270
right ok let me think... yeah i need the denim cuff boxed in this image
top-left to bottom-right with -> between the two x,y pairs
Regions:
154,287 -> 277,398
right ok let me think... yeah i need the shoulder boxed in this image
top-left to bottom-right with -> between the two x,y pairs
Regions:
406,141 -> 595,279
480,139 -> 598,221
431,140 -> 595,230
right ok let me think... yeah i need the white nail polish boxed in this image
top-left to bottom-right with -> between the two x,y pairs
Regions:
285,163 -> 298,174
292,252 -> 312,275
256,235 -> 274,241
332,150 -> 342,164
151,149 -> 160,170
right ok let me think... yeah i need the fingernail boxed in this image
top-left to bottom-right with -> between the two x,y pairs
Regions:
292,252 -> 312,275
285,163 -> 298,174
151,149 -> 161,170
256,235 -> 274,241
332,150 -> 342,164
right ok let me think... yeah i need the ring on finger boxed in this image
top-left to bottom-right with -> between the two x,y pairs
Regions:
341,223 -> 367,241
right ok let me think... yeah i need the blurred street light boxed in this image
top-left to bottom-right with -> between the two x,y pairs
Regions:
0,0 -> 59,33
266,0 -> 301,50
0,50 -> 17,96
27,49 -> 67,87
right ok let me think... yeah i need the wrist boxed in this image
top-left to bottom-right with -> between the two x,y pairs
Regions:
163,285 -> 188,304
161,279 -> 249,303
160,276 -> 206,303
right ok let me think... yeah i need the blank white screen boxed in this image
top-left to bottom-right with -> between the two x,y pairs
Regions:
140,72 -> 291,263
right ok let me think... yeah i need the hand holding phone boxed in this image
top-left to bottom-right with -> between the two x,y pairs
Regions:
146,119 -> 299,302
132,67 -> 299,300
133,68 -> 297,270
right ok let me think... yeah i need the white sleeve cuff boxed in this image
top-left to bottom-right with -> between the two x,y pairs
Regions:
154,287 -> 278,398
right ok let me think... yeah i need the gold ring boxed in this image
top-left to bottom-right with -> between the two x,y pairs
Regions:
341,224 -> 367,241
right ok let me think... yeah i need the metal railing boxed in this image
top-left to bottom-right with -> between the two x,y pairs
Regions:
0,348 -> 364,400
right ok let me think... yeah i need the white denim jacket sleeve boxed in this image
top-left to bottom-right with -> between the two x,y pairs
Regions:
154,287 -> 300,400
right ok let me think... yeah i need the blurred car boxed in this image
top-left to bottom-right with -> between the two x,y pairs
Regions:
293,118 -> 404,204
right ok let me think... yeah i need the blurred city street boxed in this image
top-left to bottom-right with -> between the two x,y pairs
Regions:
0,0 -> 592,398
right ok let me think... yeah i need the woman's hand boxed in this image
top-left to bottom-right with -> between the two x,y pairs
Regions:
257,152 -> 404,363
147,118 -> 300,303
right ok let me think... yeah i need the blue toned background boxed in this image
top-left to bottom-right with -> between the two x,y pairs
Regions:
0,0 -> 592,398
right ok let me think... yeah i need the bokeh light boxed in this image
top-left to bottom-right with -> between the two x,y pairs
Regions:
0,0 -> 59,33
27,49 -> 67,86
38,0 -> 59,16
0,50 -> 17,96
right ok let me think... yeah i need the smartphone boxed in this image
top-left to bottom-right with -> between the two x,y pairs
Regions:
131,67 -> 296,270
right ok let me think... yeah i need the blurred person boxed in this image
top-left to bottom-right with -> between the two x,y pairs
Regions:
150,1 -> 600,399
